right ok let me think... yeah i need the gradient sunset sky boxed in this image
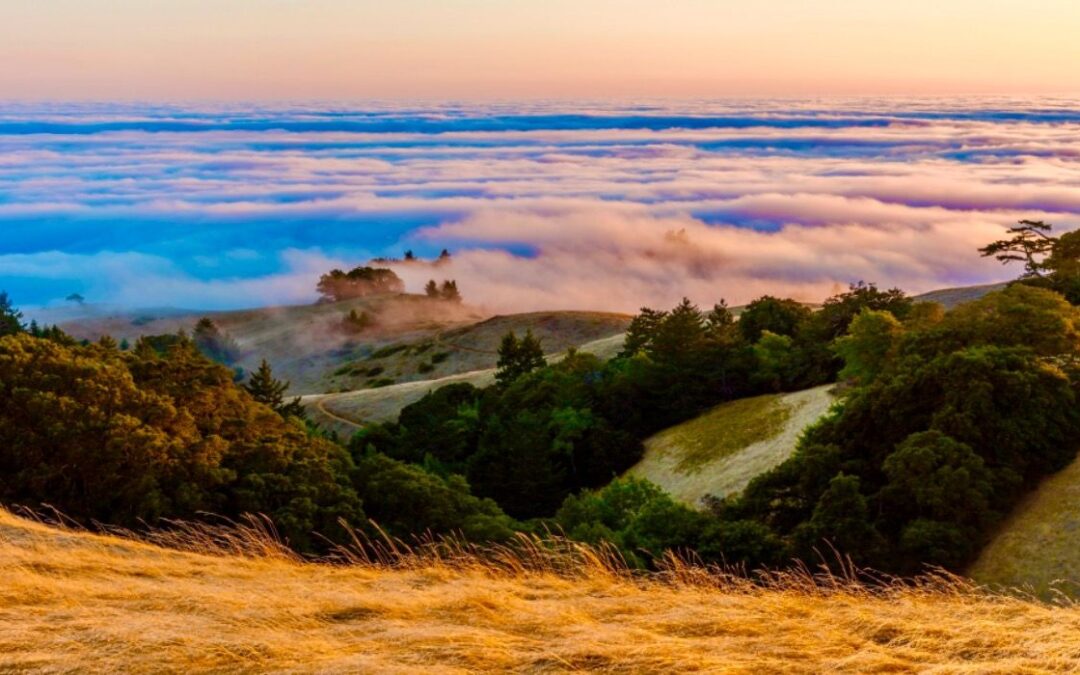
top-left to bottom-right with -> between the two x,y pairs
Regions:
4,0 -> 1080,100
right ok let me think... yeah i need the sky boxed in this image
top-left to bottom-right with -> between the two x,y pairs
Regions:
4,99 -> 1080,314
3,3 -> 1080,315
3,1 -> 1080,99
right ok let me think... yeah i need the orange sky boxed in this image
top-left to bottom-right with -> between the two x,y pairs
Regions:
3,0 -> 1080,100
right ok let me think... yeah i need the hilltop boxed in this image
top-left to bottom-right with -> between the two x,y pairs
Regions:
54,298 -> 629,395
2,509 -> 1078,673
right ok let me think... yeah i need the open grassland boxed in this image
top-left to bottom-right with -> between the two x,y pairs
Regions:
2,510 -> 1079,673
628,385 -> 836,508
970,454 -> 1080,599
302,332 -> 627,435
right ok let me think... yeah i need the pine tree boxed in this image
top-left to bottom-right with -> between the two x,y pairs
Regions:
618,307 -> 667,357
495,329 -> 546,386
424,279 -> 440,298
244,359 -> 304,418
440,280 -> 462,303
0,292 -> 25,337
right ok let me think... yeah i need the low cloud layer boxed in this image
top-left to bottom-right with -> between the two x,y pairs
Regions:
2,100 -> 1079,313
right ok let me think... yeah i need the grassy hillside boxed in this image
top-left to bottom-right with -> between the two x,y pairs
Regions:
57,294 -> 487,394
320,310 -> 630,394
628,385 -> 836,508
303,332 -> 627,435
57,299 -> 629,398
969,454 -> 1080,598
913,282 -> 1007,309
2,509 -> 1078,673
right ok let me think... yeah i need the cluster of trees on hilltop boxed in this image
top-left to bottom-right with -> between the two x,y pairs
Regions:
317,266 -> 404,302
424,279 -> 462,302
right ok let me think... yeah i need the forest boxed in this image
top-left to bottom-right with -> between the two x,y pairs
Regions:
2,222 -> 1079,575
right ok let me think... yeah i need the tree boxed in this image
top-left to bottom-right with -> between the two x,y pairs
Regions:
752,331 -> 795,391
648,298 -> 706,366
438,248 -> 452,261
881,431 -> 993,526
316,266 -> 405,302
341,309 -> 374,334
495,330 -> 546,386
833,308 -> 903,385
979,219 -> 1056,278
618,307 -> 668,357
65,293 -> 86,305
0,292 -> 24,337
192,317 -> 241,365
424,279 -> 439,298
404,250 -> 416,261
245,359 -> 304,419
738,296 -> 811,342
440,280 -> 462,303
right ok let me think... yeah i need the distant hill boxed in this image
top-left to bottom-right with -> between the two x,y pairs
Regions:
319,310 -> 631,394
627,385 -> 836,508
913,282 -> 1008,309
57,294 -> 488,394
2,507 -> 1075,672
302,331 -> 628,436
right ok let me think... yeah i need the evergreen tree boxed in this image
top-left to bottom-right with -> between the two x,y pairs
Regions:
495,329 -> 546,386
424,279 -> 440,298
245,359 -> 305,419
0,292 -> 25,337
618,307 -> 667,357
440,280 -> 462,302
192,317 -> 241,365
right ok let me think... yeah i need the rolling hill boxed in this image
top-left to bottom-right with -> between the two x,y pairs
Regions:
302,332 -> 628,436
969,454 -> 1080,598
55,294 -> 488,394
627,385 -> 836,508
2,508 -> 1078,673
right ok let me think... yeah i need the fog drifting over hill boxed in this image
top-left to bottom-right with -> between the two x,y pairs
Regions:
3,99 -> 1080,312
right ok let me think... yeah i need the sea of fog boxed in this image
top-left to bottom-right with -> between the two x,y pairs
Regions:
2,98 -> 1079,314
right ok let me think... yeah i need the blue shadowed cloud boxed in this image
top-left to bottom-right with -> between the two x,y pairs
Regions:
2,99 -> 1080,312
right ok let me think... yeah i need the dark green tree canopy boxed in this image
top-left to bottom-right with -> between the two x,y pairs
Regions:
495,329 -> 547,386
317,266 -> 404,302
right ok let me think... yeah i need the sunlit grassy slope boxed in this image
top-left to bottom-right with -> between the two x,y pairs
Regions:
2,510 -> 1079,673
628,385 -> 835,508
970,453 -> 1080,598
302,332 -> 627,434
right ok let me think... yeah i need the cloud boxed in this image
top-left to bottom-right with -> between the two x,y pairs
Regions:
2,100 -> 1080,309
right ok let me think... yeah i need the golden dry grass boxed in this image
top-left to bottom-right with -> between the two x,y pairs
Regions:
3,511 -> 1080,672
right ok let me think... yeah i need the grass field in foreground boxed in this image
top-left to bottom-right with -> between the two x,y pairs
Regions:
3,510 -> 1080,673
